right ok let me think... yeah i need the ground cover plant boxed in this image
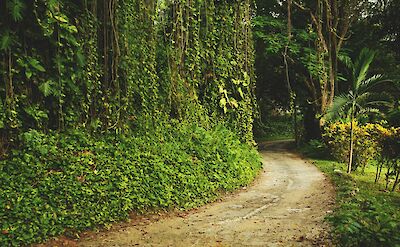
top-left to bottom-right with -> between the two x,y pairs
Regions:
1,0 -> 399,245
301,142 -> 400,246
254,114 -> 295,142
0,1 -> 260,245
0,122 -> 261,246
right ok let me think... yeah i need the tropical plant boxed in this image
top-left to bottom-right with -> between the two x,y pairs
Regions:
326,48 -> 394,173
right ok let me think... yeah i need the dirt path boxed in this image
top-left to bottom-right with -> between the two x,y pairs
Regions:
78,140 -> 335,247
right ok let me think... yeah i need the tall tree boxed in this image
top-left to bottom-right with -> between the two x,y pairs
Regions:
293,0 -> 367,130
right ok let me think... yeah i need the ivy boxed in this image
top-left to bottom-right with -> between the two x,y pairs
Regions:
0,124 -> 261,246
0,0 -> 257,145
0,1 -> 261,244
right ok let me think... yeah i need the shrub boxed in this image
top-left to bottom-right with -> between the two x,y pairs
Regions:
324,122 -> 400,189
323,123 -> 400,170
0,123 -> 262,246
298,139 -> 331,159
378,128 -> 400,191
324,122 -> 382,171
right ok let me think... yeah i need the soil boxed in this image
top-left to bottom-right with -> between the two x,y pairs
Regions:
38,140 -> 336,247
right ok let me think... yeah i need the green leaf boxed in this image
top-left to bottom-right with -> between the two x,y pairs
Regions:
0,31 -> 12,50
28,58 -> 46,72
53,14 -> 68,23
68,25 -> 78,33
219,98 -> 227,107
76,51 -> 85,67
230,99 -> 239,108
243,72 -> 250,86
232,79 -> 240,85
25,70 -> 33,79
39,80 -> 54,97
238,88 -> 244,99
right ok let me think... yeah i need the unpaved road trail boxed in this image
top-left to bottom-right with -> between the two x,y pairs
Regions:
78,141 -> 335,247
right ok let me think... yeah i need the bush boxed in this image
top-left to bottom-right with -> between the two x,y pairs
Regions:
323,122 -> 393,171
0,123 -> 262,246
299,139 -> 331,159
314,123 -> 400,246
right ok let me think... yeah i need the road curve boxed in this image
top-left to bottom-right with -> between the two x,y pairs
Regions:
78,140 -> 335,247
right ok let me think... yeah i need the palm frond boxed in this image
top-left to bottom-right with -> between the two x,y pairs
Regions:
353,48 -> 376,91
358,75 -> 393,94
0,30 -> 13,50
325,94 -> 352,121
7,0 -> 25,22
357,107 -> 382,116
338,53 -> 354,70
365,100 -> 392,108
355,92 -> 372,104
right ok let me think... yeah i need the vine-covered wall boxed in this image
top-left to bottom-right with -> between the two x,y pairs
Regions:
0,0 -> 256,149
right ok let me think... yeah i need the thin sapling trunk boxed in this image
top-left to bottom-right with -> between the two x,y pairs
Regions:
348,105 -> 355,173
392,166 -> 400,192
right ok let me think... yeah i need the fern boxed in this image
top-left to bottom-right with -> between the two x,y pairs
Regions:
0,30 -> 12,50
7,0 -> 25,22
39,80 -> 56,97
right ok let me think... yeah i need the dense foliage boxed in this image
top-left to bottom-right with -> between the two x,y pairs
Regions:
254,0 -> 400,246
253,0 -> 399,141
0,0 -> 398,245
0,0 -> 261,245
311,158 -> 400,247
0,0 -> 257,151
254,113 -> 295,142
0,123 -> 261,246
324,122 -> 400,190
300,140 -> 400,246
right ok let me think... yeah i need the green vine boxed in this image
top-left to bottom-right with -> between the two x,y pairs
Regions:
0,0 -> 258,147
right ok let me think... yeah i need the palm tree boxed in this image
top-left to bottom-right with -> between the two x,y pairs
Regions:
326,48 -> 393,173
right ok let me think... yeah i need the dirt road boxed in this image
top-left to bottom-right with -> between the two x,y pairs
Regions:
78,140 -> 335,247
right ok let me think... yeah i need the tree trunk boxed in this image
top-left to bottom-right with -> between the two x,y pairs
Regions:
303,105 -> 322,141
294,103 -> 298,146
375,161 -> 384,183
348,118 -> 354,173
284,0 -> 298,145
385,166 -> 391,190
392,166 -> 400,192
292,0 -> 358,136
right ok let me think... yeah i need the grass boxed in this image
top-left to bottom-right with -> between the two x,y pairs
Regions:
300,143 -> 400,247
